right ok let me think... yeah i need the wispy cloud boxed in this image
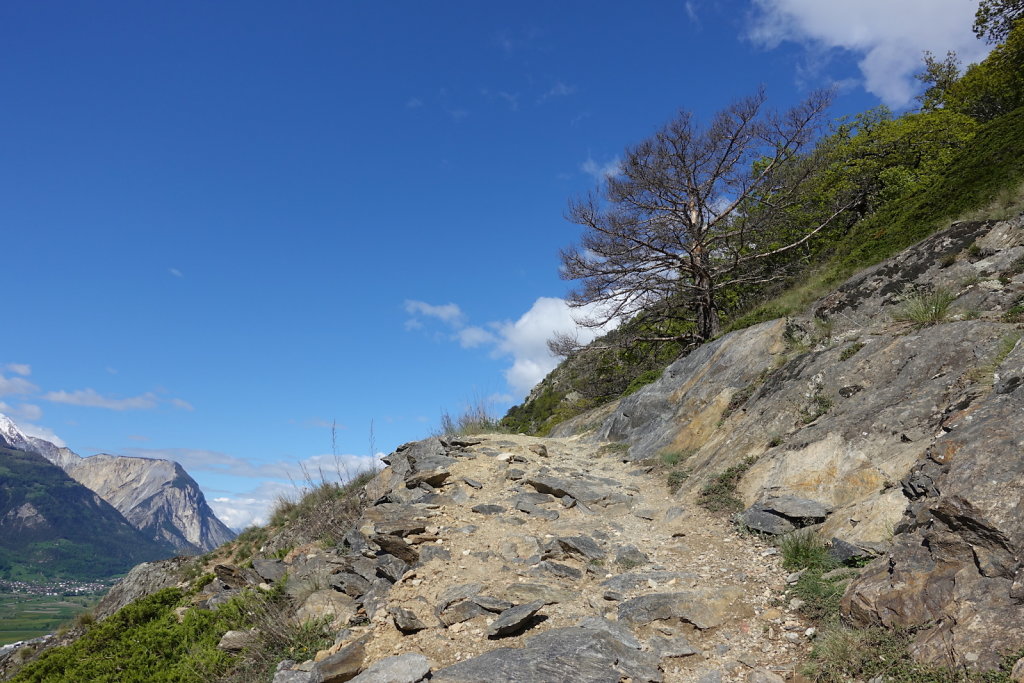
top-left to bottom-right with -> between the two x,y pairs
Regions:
169,268 -> 184,278
43,388 -> 160,410
123,446 -> 382,528
5,364 -> 31,377
481,88 -> 520,110
538,81 -> 577,104
581,156 -> 622,183
0,374 -> 38,397
17,422 -> 66,447
747,0 -> 990,108
170,398 -> 194,411
405,97 -> 423,109
684,1 -> 699,24
0,401 -> 42,422
404,300 -> 465,326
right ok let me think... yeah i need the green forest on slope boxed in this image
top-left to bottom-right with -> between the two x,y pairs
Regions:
502,16 -> 1024,437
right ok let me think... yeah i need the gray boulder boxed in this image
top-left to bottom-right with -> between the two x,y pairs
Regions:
432,627 -> 662,682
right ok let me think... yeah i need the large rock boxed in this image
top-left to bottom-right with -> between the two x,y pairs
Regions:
348,653 -> 431,683
617,587 -> 749,629
844,342 -> 1024,670
431,627 -> 662,682
296,590 -> 357,629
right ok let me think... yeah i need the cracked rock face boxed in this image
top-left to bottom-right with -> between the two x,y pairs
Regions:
843,338 -> 1024,670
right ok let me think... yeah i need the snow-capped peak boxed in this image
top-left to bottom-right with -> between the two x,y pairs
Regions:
0,412 -> 77,466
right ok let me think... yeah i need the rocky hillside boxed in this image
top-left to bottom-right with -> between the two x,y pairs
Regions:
3,435 -> 818,682
555,213 -> 1024,671
0,414 -> 234,554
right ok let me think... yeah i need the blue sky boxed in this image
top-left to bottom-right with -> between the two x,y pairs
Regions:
0,1 -> 988,528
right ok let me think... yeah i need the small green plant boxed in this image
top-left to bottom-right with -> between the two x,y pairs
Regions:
970,333 -> 1021,386
658,449 -> 693,467
1003,298 -> 1024,323
666,469 -> 689,493
967,242 -> 982,258
437,395 -> 505,436
698,456 -> 757,513
799,391 -> 834,424
812,316 -> 834,343
892,288 -> 957,327
767,434 -> 783,448
939,252 -> 957,268
780,531 -> 838,573
720,383 -> 757,421
74,610 -> 95,629
600,441 -> 631,456
838,341 -> 865,361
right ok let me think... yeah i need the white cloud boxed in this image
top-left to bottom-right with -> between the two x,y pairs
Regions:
457,326 -> 498,348
5,364 -> 31,377
581,156 -> 622,183
748,0 -> 990,108
0,402 -> 43,422
493,297 -> 619,395
405,97 -> 423,108
0,374 -> 38,397
169,268 -> 184,278
482,88 -> 520,110
170,397 -> 194,411
685,1 -> 699,24
17,422 -> 67,448
44,388 -> 159,410
128,448 -> 382,529
404,300 -> 465,326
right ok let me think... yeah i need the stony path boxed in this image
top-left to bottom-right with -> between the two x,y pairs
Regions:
353,433 -> 812,682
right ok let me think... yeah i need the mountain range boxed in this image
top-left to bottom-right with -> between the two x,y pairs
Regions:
0,414 -> 234,580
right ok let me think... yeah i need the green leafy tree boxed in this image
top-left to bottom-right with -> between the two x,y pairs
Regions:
944,21 -> 1024,121
915,51 -> 962,112
814,107 -> 978,218
974,0 -> 1024,43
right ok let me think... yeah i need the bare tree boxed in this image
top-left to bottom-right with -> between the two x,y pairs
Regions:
558,88 -> 853,349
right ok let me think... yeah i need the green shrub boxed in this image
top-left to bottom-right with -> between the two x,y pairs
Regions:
839,341 -> 865,361
799,391 -> 834,424
892,288 -> 957,327
780,532 -> 839,573
698,456 -> 757,513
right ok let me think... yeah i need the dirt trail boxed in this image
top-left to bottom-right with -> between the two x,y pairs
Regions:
362,432 -> 811,682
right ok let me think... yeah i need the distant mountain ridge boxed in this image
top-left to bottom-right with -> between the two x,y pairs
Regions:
0,445 -> 170,580
0,414 -> 234,555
